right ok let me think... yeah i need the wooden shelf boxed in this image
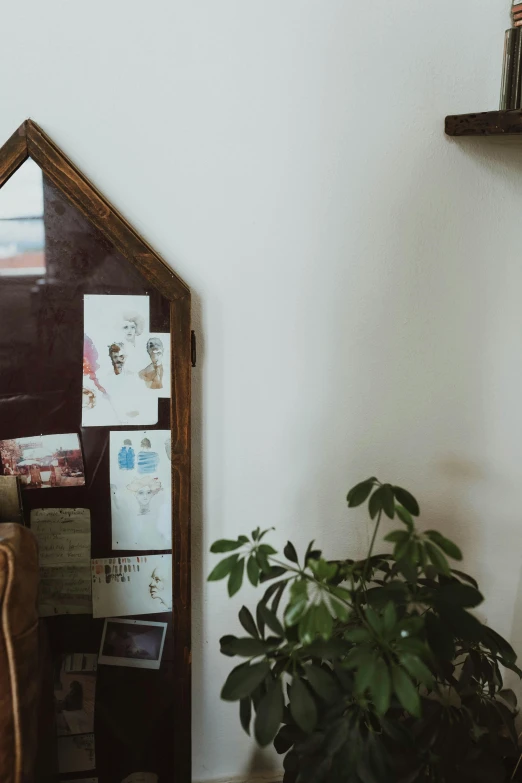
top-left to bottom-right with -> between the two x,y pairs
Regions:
445,110 -> 522,137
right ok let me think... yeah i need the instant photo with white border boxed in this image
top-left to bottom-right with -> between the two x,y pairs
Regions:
98,618 -> 167,670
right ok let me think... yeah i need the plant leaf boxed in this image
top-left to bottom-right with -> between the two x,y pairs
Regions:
239,606 -> 259,638
254,679 -> 283,747
398,654 -> 433,687
290,677 -> 317,733
424,542 -> 450,576
305,665 -> 339,704
228,558 -> 245,597
239,697 -> 252,735
425,530 -> 462,561
392,666 -> 421,716
395,505 -> 414,531
371,659 -> 391,715
392,487 -> 420,516
247,555 -> 260,587
284,541 -> 299,564
381,484 -> 395,519
223,637 -> 272,657
369,489 -> 382,520
437,582 -> 483,608
347,479 -> 375,508
451,569 -> 478,589
257,603 -> 285,637
210,538 -> 246,553
354,653 -> 378,695
259,566 -> 287,583
221,661 -> 270,701
208,554 -> 239,581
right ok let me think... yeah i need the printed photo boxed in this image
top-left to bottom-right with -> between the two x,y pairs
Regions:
110,430 -> 171,550
99,618 -> 167,670
91,555 -> 172,618
82,294 -> 159,427
54,653 -> 96,736
0,433 -> 85,489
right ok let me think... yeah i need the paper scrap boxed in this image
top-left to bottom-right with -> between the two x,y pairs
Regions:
57,734 -> 95,774
31,508 -> 92,616
91,555 -> 172,618
110,430 -> 171,550
0,475 -> 23,523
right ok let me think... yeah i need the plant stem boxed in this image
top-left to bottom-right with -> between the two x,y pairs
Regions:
362,509 -> 383,588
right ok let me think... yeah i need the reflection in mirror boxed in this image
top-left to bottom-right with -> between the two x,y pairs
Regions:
0,158 -> 45,277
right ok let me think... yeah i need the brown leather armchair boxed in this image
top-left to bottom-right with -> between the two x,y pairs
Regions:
0,523 -> 53,783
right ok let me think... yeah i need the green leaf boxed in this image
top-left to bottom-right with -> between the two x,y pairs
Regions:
369,490 -> 382,520
425,612 -> 455,660
344,628 -> 370,643
285,597 -> 308,627
257,603 -> 285,637
247,555 -> 260,587
223,637 -> 271,657
354,653 -> 378,695
239,606 -> 259,638
305,665 -> 339,704
210,538 -> 246,553
258,544 -> 277,556
347,479 -> 375,508
384,530 -> 409,544
424,541 -> 450,576
383,602 -> 397,633
398,654 -> 433,687
239,697 -> 251,735
482,627 -> 517,664
425,531 -> 462,561
451,569 -> 478,589
381,484 -> 395,519
437,582 -> 483,608
220,634 -> 238,656
365,606 -> 383,636
254,679 -> 283,747
208,554 -> 239,581
392,666 -> 421,717
284,541 -> 299,564
314,603 -> 334,640
259,566 -> 287,583
437,604 -> 483,642
251,527 -> 260,541
371,659 -> 391,715
228,558 -> 245,597
395,505 -> 414,531
290,677 -> 317,733
392,486 -> 420,516
221,661 -> 270,701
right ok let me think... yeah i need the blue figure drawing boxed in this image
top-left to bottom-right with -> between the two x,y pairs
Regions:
118,439 -> 135,471
137,438 -> 160,474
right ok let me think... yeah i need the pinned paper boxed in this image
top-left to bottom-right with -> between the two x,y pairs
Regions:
54,653 -> 97,737
110,430 -> 171,550
91,555 -> 172,618
57,734 -> 95,774
99,618 -> 167,670
31,508 -> 91,616
82,295 -> 158,427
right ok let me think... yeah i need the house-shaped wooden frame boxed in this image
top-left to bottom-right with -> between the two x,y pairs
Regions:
0,120 -> 191,781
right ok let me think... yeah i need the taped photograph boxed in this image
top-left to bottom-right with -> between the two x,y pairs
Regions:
110,430 -> 171,550
91,554 -> 172,618
54,653 -> 97,736
83,294 -> 158,427
0,433 -> 85,489
99,618 -> 167,670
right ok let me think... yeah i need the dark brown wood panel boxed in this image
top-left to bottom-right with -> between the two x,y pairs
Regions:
0,121 -> 192,783
0,122 -> 28,188
445,109 -> 522,137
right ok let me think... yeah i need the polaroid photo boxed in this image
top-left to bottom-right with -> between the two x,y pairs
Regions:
57,733 -> 95,774
110,430 -> 171,550
91,554 -> 172,618
0,433 -> 85,490
82,294 -> 159,427
99,618 -> 167,670
54,653 -> 96,737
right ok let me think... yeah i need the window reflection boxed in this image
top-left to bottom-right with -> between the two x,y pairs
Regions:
0,158 -> 45,277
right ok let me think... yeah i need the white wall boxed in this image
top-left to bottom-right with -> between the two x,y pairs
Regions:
1,1 -> 521,780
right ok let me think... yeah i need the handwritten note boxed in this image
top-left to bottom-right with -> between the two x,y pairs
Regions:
31,509 -> 92,616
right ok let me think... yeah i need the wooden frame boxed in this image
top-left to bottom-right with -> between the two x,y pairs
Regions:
0,120 -> 191,782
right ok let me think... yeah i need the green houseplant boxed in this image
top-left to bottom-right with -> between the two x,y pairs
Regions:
209,478 -> 522,783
